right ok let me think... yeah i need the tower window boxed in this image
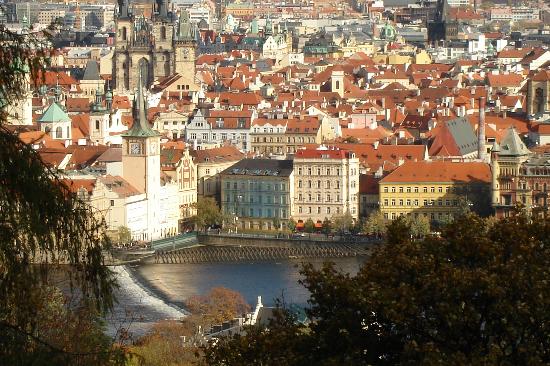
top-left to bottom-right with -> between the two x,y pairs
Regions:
160,26 -> 166,40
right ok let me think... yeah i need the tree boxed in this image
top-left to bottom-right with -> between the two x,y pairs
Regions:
117,226 -> 132,244
363,210 -> 387,237
273,217 -> 281,231
191,197 -> 223,232
406,214 -> 431,238
287,218 -> 297,232
304,218 -> 315,233
321,217 -> 332,236
332,211 -> 354,234
0,25 -> 124,364
202,212 -> 550,365
185,287 -> 250,330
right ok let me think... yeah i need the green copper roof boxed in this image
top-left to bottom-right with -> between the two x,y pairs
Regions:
39,102 -> 71,123
122,71 -> 160,138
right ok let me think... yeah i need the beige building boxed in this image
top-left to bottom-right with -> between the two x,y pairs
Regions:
161,145 -> 198,220
250,118 -> 287,156
192,145 -> 245,202
292,146 -> 360,227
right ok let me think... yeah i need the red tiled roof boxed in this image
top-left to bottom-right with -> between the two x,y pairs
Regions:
380,161 -> 491,183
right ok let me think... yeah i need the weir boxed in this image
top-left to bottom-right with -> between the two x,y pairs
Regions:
112,232 -> 379,264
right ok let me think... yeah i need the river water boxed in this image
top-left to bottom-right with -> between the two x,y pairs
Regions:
107,257 -> 366,338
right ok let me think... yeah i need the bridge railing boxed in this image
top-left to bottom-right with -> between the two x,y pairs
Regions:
200,231 -> 381,244
151,232 -> 198,251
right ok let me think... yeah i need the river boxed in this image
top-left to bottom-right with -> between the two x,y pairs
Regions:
107,257 -> 366,338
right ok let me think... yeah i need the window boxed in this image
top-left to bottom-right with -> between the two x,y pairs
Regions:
298,180 -> 302,188
298,168 -> 302,175
384,199 -> 388,206
430,187 -> 435,193
336,168 -> 340,176
423,187 -> 428,193
399,199 -> 403,206
317,194 -> 321,202
438,187 -> 443,193
205,168 -> 210,175
326,194 -> 331,202
424,199 -> 428,206
317,207 -> 321,214
384,187 -> 388,193
55,126 -> 62,139
317,168 -> 321,175
299,193 -> 303,201
326,207 -> 331,214
226,182 -> 230,189
392,187 -> 396,193
399,187 -> 404,193
317,180 -> 321,188
95,120 -> 100,130
299,206 -> 302,213
308,168 -> 312,175
326,181 -> 331,189
110,200 -> 114,206
406,199 -> 411,206
438,200 -> 442,206
446,200 -> 450,206
414,187 -> 419,193
308,194 -> 312,202
202,133 -> 208,140
406,187 -> 411,193
308,180 -> 312,188
391,199 -> 395,206
414,199 -> 419,206
308,207 -> 312,214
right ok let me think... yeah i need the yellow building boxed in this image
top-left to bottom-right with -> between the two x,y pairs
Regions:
379,161 -> 491,222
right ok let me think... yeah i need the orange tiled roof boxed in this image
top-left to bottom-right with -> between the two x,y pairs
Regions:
380,161 -> 491,183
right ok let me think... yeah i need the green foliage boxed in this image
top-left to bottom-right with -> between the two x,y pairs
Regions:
191,197 -> 223,232
332,211 -> 354,234
287,218 -> 297,232
273,217 -> 281,231
117,226 -> 132,244
321,217 -> 332,235
363,210 -> 387,236
0,26 -> 123,364
304,218 -> 315,233
202,212 -> 550,364
406,214 -> 431,238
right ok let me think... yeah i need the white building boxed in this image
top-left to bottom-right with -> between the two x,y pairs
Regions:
292,146 -> 360,225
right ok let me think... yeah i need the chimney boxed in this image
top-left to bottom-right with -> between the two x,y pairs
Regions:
478,96 -> 486,161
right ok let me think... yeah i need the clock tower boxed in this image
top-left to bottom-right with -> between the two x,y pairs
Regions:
174,10 -> 198,91
122,71 -> 161,196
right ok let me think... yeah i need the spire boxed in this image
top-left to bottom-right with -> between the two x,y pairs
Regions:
118,0 -> 130,19
123,70 -> 159,137
176,9 -> 196,41
156,0 -> 169,19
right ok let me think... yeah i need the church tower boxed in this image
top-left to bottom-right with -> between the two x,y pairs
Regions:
526,70 -> 550,117
122,71 -> 161,197
152,0 -> 174,79
174,10 -> 198,91
114,0 -> 132,91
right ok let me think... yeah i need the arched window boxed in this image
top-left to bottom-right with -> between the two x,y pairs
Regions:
122,27 -> 127,41
160,26 -> 166,40
55,126 -> 62,139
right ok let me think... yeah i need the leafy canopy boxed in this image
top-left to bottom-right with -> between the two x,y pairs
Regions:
202,213 -> 550,365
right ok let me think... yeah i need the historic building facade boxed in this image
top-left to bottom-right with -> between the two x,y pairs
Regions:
292,146 -> 360,226
220,159 -> 294,231
113,0 -> 197,92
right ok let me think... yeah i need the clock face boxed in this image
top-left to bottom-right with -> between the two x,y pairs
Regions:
130,142 -> 141,155
182,48 -> 190,59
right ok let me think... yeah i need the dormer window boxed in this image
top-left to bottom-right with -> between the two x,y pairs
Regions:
237,118 -> 246,128
216,118 -> 224,128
